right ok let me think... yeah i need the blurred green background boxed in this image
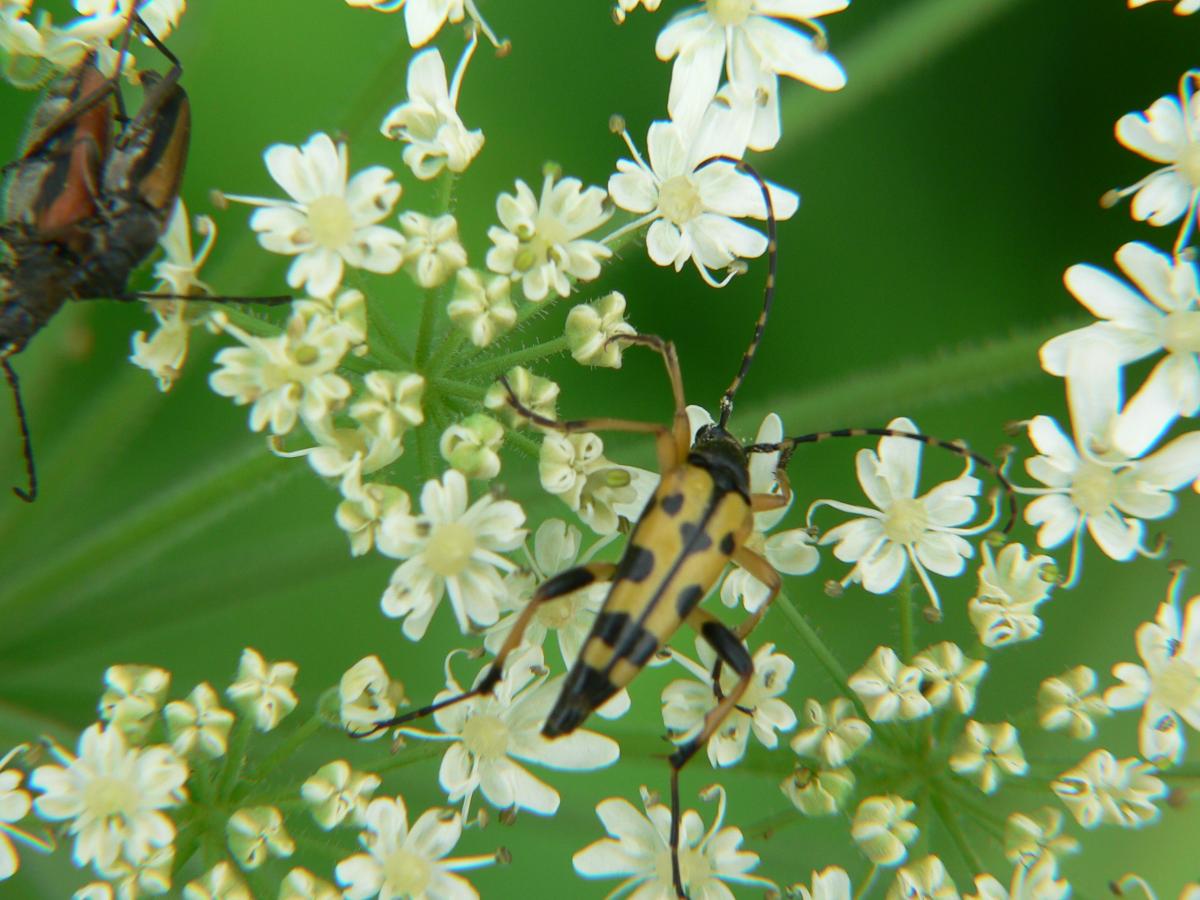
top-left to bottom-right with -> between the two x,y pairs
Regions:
2,0 -> 1200,896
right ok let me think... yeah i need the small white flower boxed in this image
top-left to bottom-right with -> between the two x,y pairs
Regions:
851,795 -> 918,866
573,784 -> 772,898
790,697 -> 871,768
276,420 -> 401,486
98,664 -> 171,743
279,867 -> 341,900
226,805 -> 294,869
31,723 -> 187,871
849,646 -> 932,722
949,721 -> 1028,795
781,765 -> 855,816
965,857 -> 1070,900
538,431 -> 658,535
811,417 -> 995,611
378,469 -> 526,640
565,291 -> 637,367
0,746 -> 42,882
791,867 -> 853,900
1022,345 -> 1200,587
131,200 -> 216,391
886,855 -> 958,900
339,655 -> 408,739
402,646 -> 619,817
85,844 -> 174,899
608,120 -> 798,286
1107,577 -> 1200,765
335,795 -> 498,899
912,642 -> 986,714
1107,71 -> 1200,252
484,366 -> 559,427
1052,750 -> 1166,828
1128,0 -> 1200,11
447,268 -> 516,348
351,370 -> 426,441
163,682 -> 235,759
968,542 -> 1057,648
225,647 -> 298,732
0,2 -> 42,66
1004,807 -> 1080,868
661,640 -> 797,766
345,0 -> 503,49
336,467 -> 412,557
302,761 -> 381,831
486,171 -> 612,301
400,211 -> 468,288
655,0 -> 848,142
222,133 -> 405,298
1039,666 -> 1111,741
440,413 -> 504,479
210,312 -> 352,436
294,287 -> 369,354
182,860 -> 251,900
381,35 -> 484,179
613,0 -> 663,24
1041,243 -> 1200,451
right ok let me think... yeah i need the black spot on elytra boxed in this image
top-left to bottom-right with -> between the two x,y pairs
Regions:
616,545 -> 655,583
675,583 -> 705,618
593,611 -> 630,647
624,627 -> 659,666
679,521 -> 713,553
661,493 -> 684,515
719,532 -> 737,555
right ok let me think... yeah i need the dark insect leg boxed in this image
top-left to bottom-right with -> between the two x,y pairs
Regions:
129,291 -> 294,306
116,13 -> 186,149
350,561 -> 617,740
667,609 -> 755,899
498,374 -> 684,472
603,332 -> 691,460
3,358 -> 36,502
747,427 -> 1018,533
707,544 -> 781,699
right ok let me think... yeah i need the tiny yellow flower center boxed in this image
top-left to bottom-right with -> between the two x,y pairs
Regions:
1160,310 -> 1200,355
83,776 -> 136,820
293,344 -> 319,366
882,497 -> 929,544
1153,657 -> 1200,711
1179,141 -> 1200,189
425,522 -> 476,576
306,195 -> 355,250
1070,461 -> 1118,517
536,597 -> 574,630
706,0 -> 753,26
382,847 -> 432,896
658,175 -> 704,226
461,713 -> 510,760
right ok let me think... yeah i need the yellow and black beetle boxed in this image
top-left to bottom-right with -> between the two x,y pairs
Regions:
362,158 -> 1015,898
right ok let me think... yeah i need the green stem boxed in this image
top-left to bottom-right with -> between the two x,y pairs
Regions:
357,740 -> 447,773
415,419 -> 436,482
929,786 -> 986,876
779,0 -> 1034,147
743,806 -> 802,839
932,775 -> 1008,841
217,716 -> 254,803
455,336 -> 569,379
0,449 -> 294,657
898,571 -> 915,663
431,376 -> 487,402
414,287 -> 441,368
367,299 -> 415,367
854,865 -> 881,900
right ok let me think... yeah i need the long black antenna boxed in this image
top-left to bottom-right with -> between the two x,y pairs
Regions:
693,155 -> 777,430
3,358 -> 36,502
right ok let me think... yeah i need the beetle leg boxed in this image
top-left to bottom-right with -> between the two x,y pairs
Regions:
667,609 -> 755,899
2,358 -> 36,502
351,561 -> 617,740
749,467 -> 791,514
604,333 -> 691,461
499,375 -> 684,472
116,15 -> 185,150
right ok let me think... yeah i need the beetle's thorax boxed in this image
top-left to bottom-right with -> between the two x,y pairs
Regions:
689,422 -> 751,498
